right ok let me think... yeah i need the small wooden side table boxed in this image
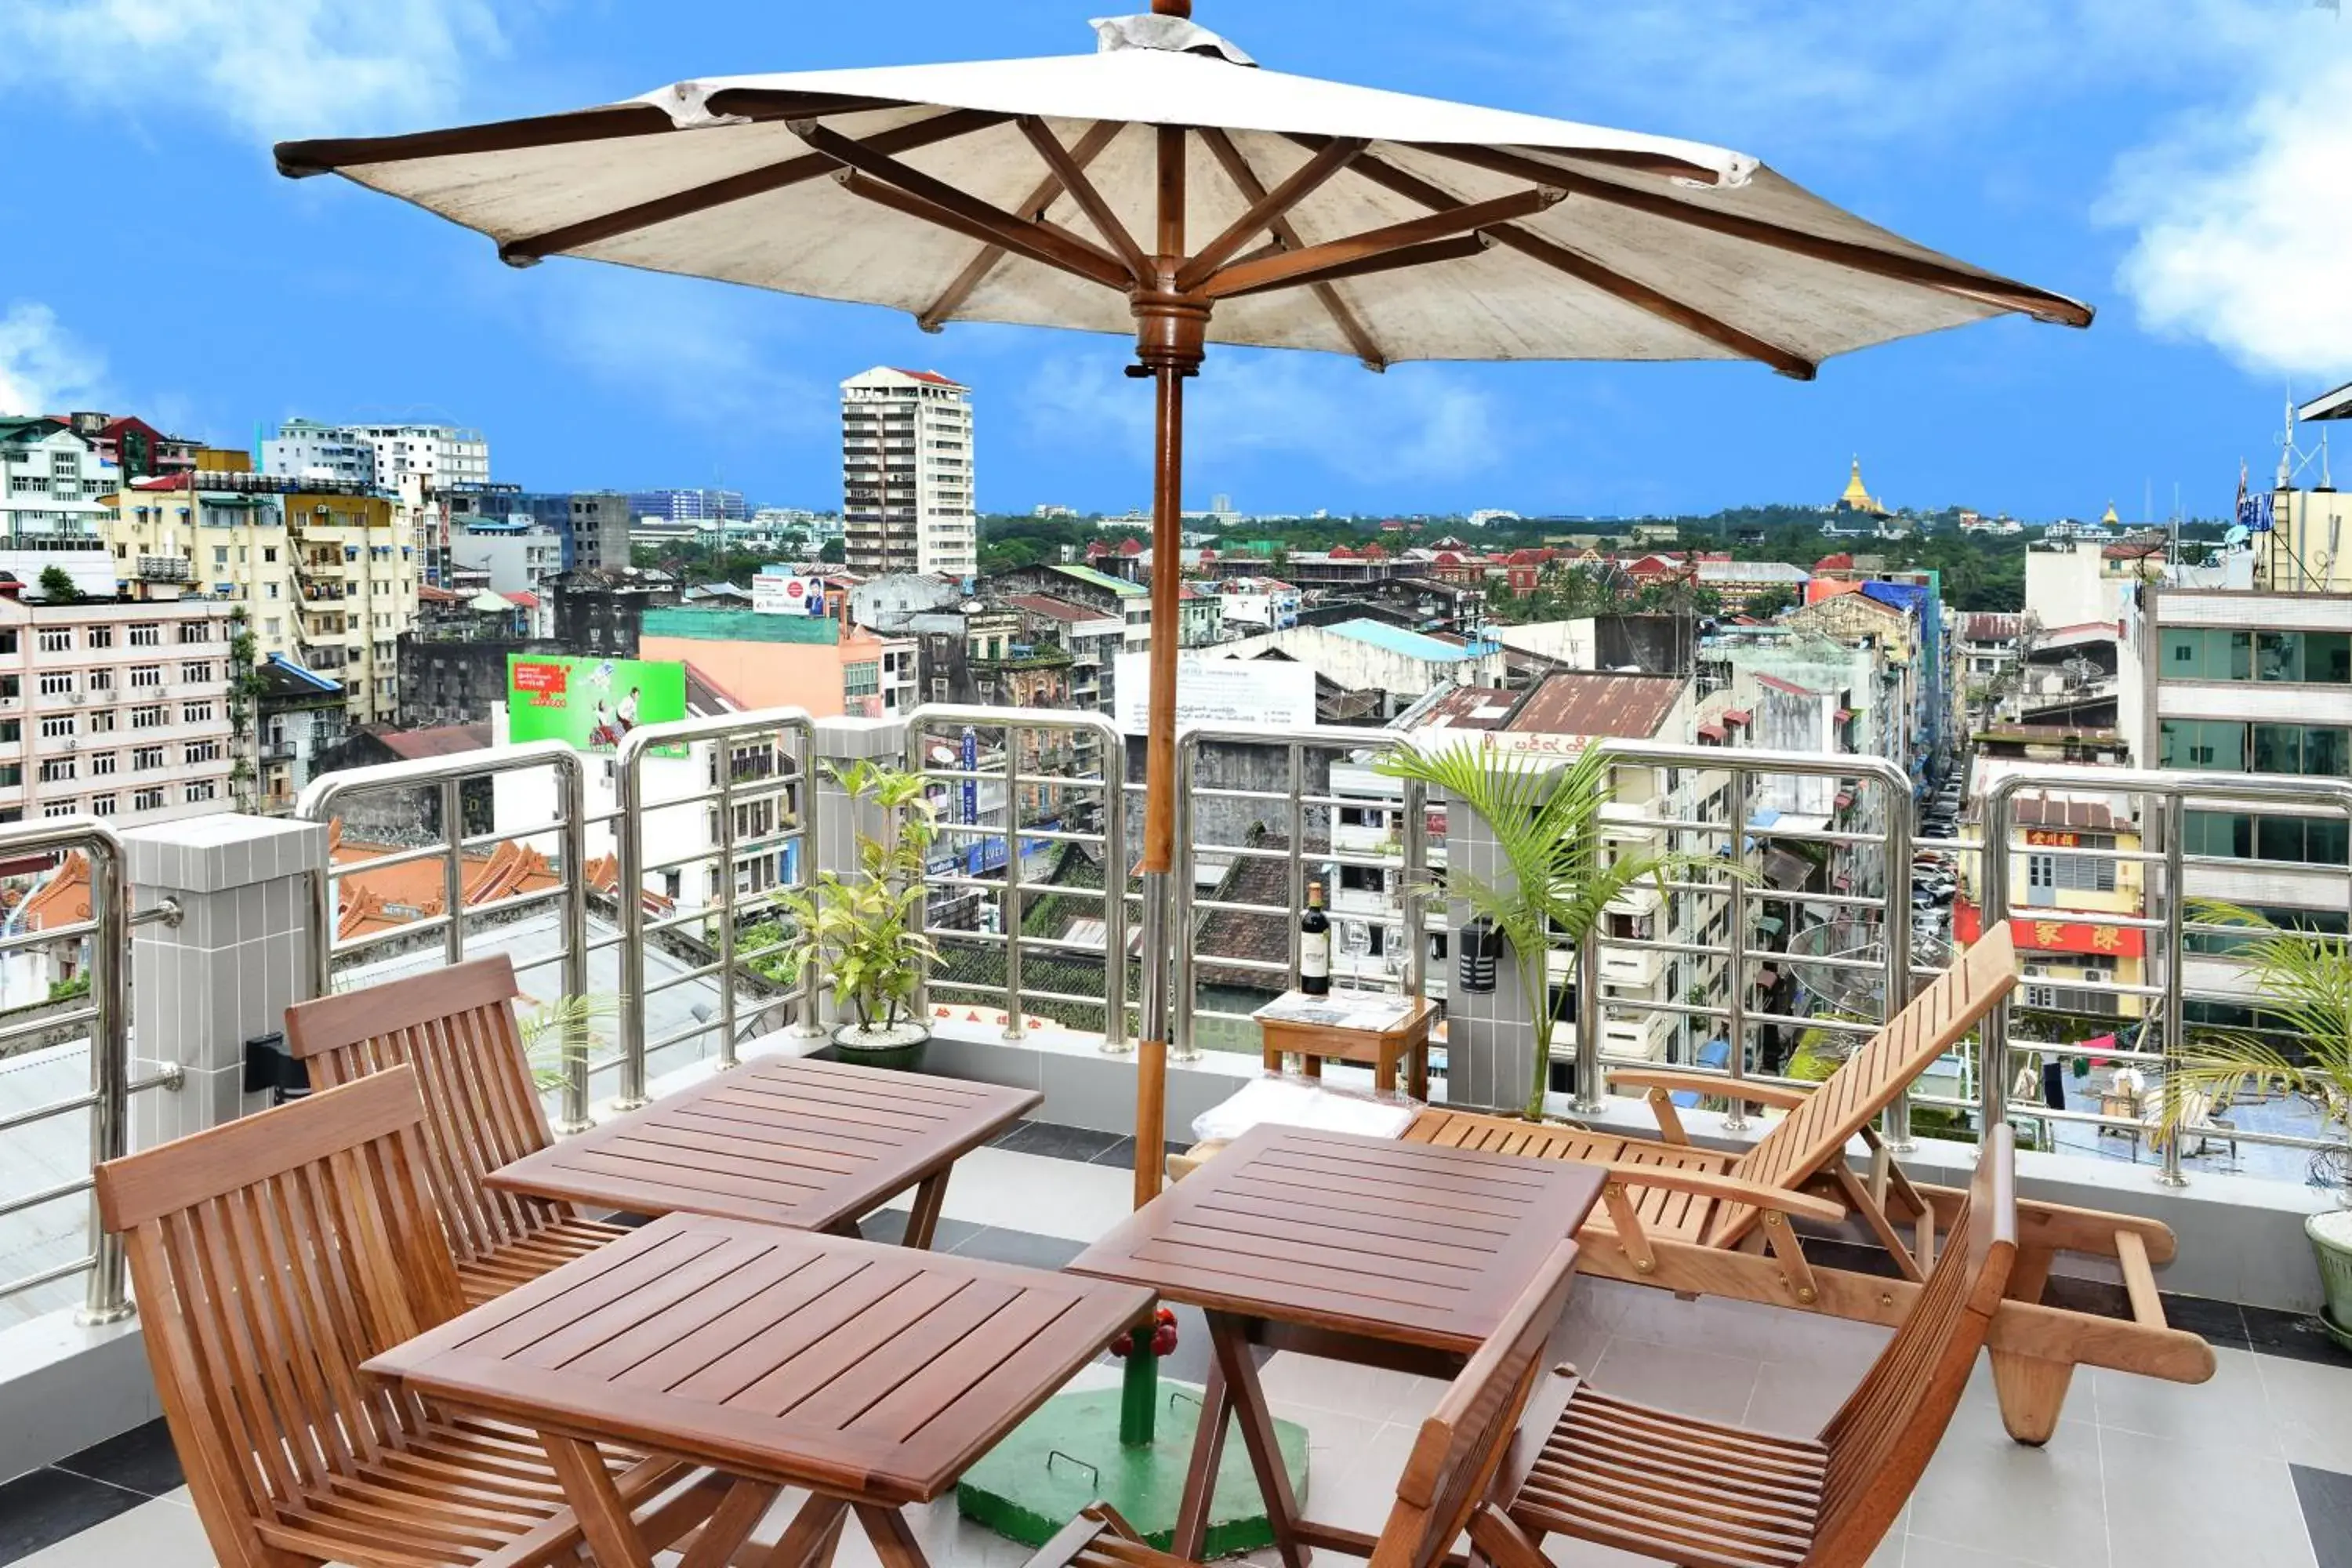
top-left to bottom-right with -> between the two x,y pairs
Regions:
1255,993 -> 1436,1098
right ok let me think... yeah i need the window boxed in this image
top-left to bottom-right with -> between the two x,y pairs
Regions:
43,800 -> 77,819
184,740 -> 220,764
182,702 -> 214,725
177,623 -> 212,644
38,758 -> 74,782
37,670 -> 72,696
181,662 -> 213,684
38,715 -> 73,739
36,628 -> 70,653
2158,719 -> 2246,771
127,623 -> 160,647
0,720 -> 15,744
183,780 -> 217,804
85,626 -> 111,649
129,665 -> 162,688
132,787 -> 164,812
132,746 -> 164,771
2026,833 -> 2117,894
89,795 -> 114,817
88,710 -> 113,733
2250,723 -> 2352,778
89,753 -> 114,775
2183,811 -> 2352,865
2187,903 -> 2349,956
0,764 -> 17,787
213,547 -> 229,567
131,707 -> 165,731
2162,626 -> 2352,684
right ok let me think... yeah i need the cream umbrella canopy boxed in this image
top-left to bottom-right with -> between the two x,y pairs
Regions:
278,0 -> 2089,1200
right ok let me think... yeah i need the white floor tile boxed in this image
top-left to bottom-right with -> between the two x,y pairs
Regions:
1907,1400 -> 2110,1568
2090,1344 -> 2276,1458
1901,1537 -> 2046,1567
13,1494 -> 214,1568
2256,1351 -> 2352,1474
896,1145 -> 1136,1242
1255,1352 -> 1434,1424
1582,1335 -> 1762,1425
2099,1426 -> 2318,1568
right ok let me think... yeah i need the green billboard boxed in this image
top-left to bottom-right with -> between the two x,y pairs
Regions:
506,655 -> 687,753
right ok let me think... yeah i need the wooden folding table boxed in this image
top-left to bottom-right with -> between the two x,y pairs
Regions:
485,1054 -> 1040,1247
366,1212 -> 1152,1568
1066,1122 -> 1604,1568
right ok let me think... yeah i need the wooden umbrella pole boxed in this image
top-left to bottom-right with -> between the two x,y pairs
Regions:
1131,124 -> 1206,1212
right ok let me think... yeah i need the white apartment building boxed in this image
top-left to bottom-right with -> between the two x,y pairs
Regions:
263,419 -> 488,492
452,529 -> 566,597
0,586 -> 236,828
840,368 -> 975,579
0,419 -> 118,539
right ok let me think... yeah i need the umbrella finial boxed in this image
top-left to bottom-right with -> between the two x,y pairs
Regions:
1152,0 -> 1192,15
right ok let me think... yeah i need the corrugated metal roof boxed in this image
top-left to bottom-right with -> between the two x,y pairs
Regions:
1507,671 -> 1686,740
1327,619 -> 1483,661
2014,793 -> 2123,833
1407,686 -> 1522,731
1048,562 -> 1146,597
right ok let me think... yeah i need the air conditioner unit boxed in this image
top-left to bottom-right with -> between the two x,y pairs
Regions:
67,691 -> 84,705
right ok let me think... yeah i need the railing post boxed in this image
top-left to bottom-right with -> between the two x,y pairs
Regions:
716,735 -> 740,1070
77,828 -> 131,1327
1722,767 -> 1752,1134
2156,791 -> 2188,1189
555,753 -> 593,1135
1001,731 -> 1025,1042
614,737 -> 652,1112
1573,935 -> 1604,1114
1400,772 -> 1428,1002
1882,770 -> 1916,1152
438,778 -> 466,968
1166,734 -> 1196,1061
1105,725 -> 1132,1054
793,724 -> 826,1039
1978,778 -> 2018,1151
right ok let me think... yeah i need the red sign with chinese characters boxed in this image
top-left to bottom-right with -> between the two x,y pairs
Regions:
511,659 -> 570,706
2024,828 -> 2081,848
1954,898 -> 2143,957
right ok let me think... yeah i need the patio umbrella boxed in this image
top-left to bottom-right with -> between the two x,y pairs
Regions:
276,0 -> 2089,1203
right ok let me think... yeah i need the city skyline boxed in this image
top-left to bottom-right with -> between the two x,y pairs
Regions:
1,3 -> 2347,521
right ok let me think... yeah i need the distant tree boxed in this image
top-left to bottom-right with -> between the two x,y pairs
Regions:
36,565 -> 80,604
1745,586 -> 1799,620
819,539 -> 847,564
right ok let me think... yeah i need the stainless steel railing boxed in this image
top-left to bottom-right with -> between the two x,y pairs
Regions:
0,818 -> 166,1325
904,705 -> 1129,1049
1979,764 -> 2352,1188
296,742 -> 594,1131
612,708 -> 818,1107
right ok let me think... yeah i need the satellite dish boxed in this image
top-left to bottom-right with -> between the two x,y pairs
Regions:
2225,524 -> 2250,546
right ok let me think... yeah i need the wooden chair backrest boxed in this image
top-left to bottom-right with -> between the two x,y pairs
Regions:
94,1069 -> 466,1568
284,953 -> 572,1264
1806,1127 -> 2017,1567
1368,1240 -> 1581,1568
1712,922 -> 2017,1247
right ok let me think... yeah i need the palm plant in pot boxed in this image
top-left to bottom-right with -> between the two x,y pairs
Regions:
2161,902 -> 2352,1348
771,758 -> 939,1071
1376,740 -> 1704,1121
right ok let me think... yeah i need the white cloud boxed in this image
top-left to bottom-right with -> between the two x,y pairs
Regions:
0,304 -> 106,416
1022,351 -> 1505,488
0,0 -> 503,140
2106,48 -> 2352,376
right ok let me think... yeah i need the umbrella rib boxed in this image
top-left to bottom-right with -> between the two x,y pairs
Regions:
1174,136 -> 1368,293
830,172 -> 1119,292
1414,143 -> 2094,328
497,108 -> 1009,266
918,122 -> 1127,331
1320,143 -> 1817,380
1016,119 -> 1152,285
1196,129 -> 1390,372
1217,234 -> 1494,300
1196,187 -> 1562,303
792,122 -> 1131,292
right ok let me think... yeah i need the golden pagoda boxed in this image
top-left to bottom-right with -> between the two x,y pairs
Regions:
2101,502 -> 2121,529
1838,456 -> 1889,517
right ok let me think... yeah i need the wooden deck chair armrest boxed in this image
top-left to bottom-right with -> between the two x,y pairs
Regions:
1917,1182 -> 2180,1265
1606,1069 -> 1814,1110
1595,1162 -> 1846,1225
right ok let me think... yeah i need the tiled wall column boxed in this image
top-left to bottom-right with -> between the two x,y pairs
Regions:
1439,804 -> 1543,1112
122,815 -> 328,1150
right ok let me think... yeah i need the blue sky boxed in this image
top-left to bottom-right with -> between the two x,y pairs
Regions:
2,1 -> 2347,521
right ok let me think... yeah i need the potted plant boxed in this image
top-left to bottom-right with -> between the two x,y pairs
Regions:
1376,741 -> 1702,1120
772,758 -> 939,1071
2162,903 -> 2352,1348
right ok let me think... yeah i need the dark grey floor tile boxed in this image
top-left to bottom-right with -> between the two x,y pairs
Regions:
1084,1138 -> 1193,1172
2156,1294 -> 2253,1350
0,1468 -> 147,1566
952,1225 -> 1086,1271
2293,1465 -> 2352,1568
2242,1303 -> 2352,1367
54,1419 -> 183,1500
994,1122 -> 1129,1163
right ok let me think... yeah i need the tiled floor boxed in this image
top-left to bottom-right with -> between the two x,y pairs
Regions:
6,1123 -> 2350,1568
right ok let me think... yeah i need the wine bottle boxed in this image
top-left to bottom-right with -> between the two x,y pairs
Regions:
1299,880 -> 1332,996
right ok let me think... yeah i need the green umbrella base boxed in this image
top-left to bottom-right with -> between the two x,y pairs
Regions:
956,1386 -> 1309,1559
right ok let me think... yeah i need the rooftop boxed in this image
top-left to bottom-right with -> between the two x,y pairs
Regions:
1326,617 -> 1489,661
1508,670 -> 1686,739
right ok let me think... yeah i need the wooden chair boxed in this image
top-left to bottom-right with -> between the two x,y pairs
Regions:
1401,920 -> 2215,1443
94,1067 -> 719,1568
1471,1127 -> 2022,1568
285,953 -> 630,1305
1026,1236 -> 1583,1568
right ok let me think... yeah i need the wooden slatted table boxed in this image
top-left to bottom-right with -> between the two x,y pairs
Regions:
485,1054 -> 1040,1247
367,1212 -> 1152,1568
1067,1123 -> 1604,1568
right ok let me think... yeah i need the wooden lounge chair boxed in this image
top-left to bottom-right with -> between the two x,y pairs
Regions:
1471,1127 -> 2021,1568
1025,1234 -> 1583,1568
285,953 -> 631,1305
1402,920 -> 2215,1443
94,1067 -> 720,1568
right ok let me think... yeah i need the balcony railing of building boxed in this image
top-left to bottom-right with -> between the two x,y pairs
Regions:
0,818 -> 174,1326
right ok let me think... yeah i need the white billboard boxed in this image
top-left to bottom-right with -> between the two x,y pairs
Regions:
753,567 -> 828,616
1114,652 -> 1317,734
